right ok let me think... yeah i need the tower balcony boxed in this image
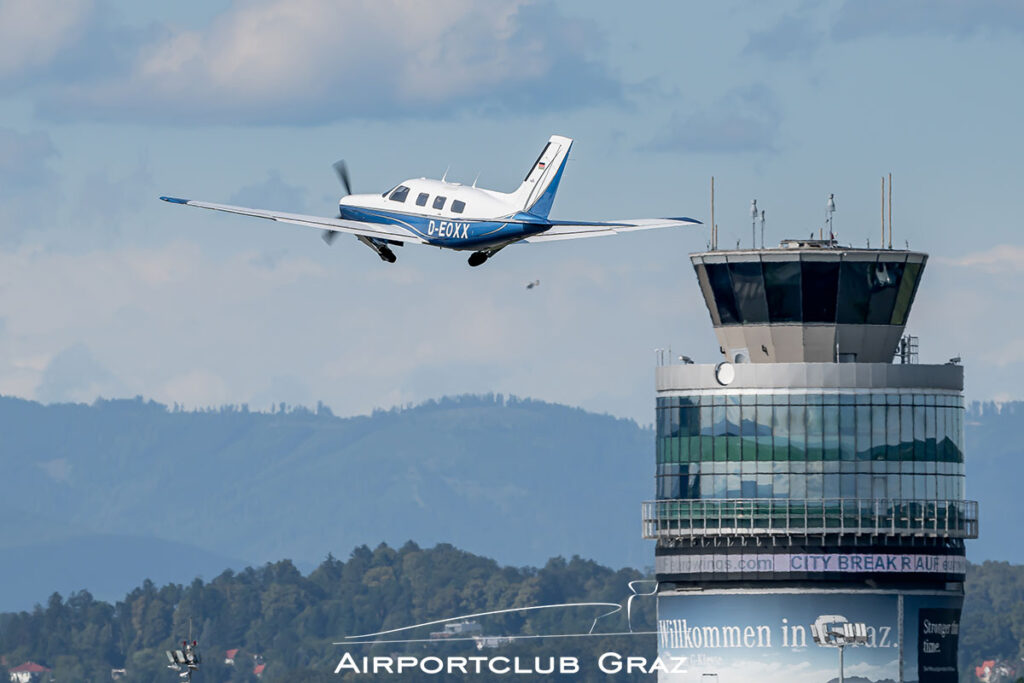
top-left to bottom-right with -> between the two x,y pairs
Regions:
642,497 -> 978,542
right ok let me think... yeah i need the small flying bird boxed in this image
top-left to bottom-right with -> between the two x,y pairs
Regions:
526,280 -> 540,290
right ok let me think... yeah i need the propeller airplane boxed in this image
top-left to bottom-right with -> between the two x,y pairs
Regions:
160,135 -> 700,267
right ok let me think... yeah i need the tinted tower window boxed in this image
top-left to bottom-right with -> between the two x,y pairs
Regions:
763,261 -> 802,322
866,261 -> 905,324
802,261 -> 840,323
704,263 -> 740,325
728,262 -> 769,323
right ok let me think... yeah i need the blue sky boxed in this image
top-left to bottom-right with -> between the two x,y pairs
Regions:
0,0 -> 1022,423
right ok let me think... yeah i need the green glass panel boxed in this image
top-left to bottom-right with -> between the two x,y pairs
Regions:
840,405 -> 856,460
899,406 -> 914,461
887,405 -> 900,461
806,403 -> 824,460
773,405 -> 791,461
823,405 -> 840,461
790,405 -> 807,460
727,436 -> 741,460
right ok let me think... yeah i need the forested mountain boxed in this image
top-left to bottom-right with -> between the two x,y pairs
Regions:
0,543 -> 656,683
961,561 -> 1024,682
1,545 -> 1022,683
0,394 -> 652,611
963,401 -> 1024,564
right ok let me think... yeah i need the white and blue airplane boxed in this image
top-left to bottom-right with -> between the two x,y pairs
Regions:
160,134 -> 700,267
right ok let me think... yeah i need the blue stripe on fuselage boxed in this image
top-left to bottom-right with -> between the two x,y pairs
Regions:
340,205 -> 548,250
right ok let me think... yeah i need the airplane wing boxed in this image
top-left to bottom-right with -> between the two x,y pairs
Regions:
522,217 -> 701,243
159,196 -> 426,244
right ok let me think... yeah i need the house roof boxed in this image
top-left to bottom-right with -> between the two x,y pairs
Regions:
225,649 -> 240,658
10,662 -> 51,672
253,663 -> 266,675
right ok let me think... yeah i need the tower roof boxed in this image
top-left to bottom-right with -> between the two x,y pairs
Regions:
691,243 -> 926,364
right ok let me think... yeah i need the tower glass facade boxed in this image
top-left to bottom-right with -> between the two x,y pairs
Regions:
655,391 -> 965,501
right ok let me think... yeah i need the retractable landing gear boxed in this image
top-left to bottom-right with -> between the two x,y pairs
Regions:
354,235 -> 398,263
468,246 -> 505,267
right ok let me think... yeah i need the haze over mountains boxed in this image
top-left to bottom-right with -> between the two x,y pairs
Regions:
0,394 -> 651,611
0,394 -> 1019,612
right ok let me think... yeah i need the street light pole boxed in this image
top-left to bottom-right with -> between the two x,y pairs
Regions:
811,614 -> 867,683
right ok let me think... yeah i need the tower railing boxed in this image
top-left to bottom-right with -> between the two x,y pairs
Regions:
642,498 -> 978,540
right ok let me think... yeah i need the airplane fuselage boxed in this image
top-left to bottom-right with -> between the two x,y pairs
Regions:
339,178 -> 547,251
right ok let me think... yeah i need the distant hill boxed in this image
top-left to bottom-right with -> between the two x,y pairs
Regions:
0,535 -> 242,610
964,401 -> 1024,564
0,394 -> 653,611
1,394 -> 1019,613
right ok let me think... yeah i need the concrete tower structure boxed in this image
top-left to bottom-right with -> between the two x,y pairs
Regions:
646,238 -> 977,682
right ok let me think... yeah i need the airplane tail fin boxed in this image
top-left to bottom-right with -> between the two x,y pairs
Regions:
509,135 -> 573,218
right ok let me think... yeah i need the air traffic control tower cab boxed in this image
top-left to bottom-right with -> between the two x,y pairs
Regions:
646,236 -> 977,682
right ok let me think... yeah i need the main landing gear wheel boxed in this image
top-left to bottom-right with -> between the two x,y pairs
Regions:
379,246 -> 397,263
468,251 -> 489,267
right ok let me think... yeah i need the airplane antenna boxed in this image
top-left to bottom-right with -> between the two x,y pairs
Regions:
441,165 -> 450,183
472,171 -> 481,188
760,209 -> 766,248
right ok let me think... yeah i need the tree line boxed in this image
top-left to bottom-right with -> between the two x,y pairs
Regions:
0,542 -> 654,682
2,544 -> 1021,682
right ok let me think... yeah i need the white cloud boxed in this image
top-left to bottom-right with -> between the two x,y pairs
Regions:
0,0 -> 93,77
24,0 -> 622,124
936,244 -> 1024,273
159,369 -> 230,408
35,342 -> 122,404
0,237 -> 694,421
909,253 -> 1024,400
0,127 -> 61,242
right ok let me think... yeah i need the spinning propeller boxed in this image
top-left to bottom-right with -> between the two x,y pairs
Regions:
322,159 -> 351,245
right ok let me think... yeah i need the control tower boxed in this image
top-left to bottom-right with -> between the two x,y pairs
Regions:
645,238 -> 977,682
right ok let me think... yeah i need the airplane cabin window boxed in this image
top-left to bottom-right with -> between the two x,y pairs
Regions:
416,192 -> 429,207
451,200 -> 466,214
389,186 -> 410,202
433,196 -> 447,210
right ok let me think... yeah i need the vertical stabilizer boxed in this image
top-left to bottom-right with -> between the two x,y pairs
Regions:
509,135 -> 573,218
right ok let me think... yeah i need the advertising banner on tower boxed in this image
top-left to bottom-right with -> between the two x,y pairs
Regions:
657,590 -> 959,683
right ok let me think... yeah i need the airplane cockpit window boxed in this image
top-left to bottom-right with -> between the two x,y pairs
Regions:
451,200 -> 466,214
416,192 -> 429,207
433,196 -> 447,210
389,186 -> 410,203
